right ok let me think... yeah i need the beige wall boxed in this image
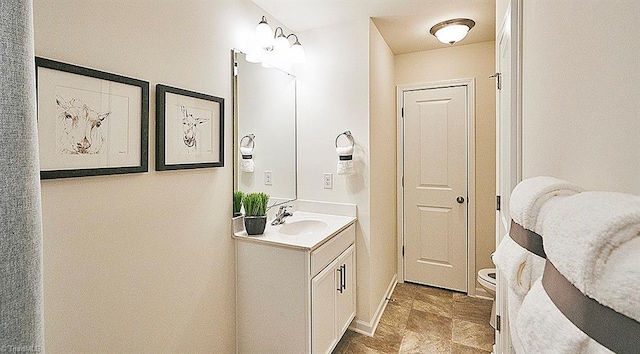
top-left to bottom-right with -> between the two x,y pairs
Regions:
368,20 -> 398,320
395,41 -> 497,284
34,0 -> 266,352
33,1 -> 501,350
295,18 -> 379,326
295,19 -> 399,332
522,0 -> 640,195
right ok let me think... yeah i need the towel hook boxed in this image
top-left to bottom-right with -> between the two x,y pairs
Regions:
240,134 -> 255,151
335,131 -> 354,148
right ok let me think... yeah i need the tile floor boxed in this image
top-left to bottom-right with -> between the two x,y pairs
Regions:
333,282 -> 495,353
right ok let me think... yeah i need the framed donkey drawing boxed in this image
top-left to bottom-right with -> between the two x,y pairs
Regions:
155,84 -> 224,171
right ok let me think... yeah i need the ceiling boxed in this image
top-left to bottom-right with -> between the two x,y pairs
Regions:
251,0 -> 495,54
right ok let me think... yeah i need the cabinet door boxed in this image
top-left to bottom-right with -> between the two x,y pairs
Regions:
336,244 -> 356,336
312,258 -> 339,354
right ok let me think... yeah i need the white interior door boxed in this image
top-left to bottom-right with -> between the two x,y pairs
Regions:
495,1 -> 522,353
403,85 -> 468,292
496,11 -> 519,251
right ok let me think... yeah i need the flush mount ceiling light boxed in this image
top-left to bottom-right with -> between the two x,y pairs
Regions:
429,18 -> 475,45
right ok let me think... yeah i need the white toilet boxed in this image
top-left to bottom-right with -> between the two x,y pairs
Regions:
478,268 -> 497,329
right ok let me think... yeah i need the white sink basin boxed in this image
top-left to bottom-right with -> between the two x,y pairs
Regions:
279,220 -> 328,236
234,211 -> 356,250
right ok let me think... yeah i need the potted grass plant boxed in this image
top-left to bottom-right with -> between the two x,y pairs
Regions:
243,192 -> 269,235
233,190 -> 244,217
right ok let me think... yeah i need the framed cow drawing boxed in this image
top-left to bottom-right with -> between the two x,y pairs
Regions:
35,57 -> 149,179
155,84 -> 224,171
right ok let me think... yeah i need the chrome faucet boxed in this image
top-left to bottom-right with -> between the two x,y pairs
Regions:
271,205 -> 293,225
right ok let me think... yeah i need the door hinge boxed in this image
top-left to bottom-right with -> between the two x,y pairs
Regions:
496,195 -> 501,211
489,72 -> 502,90
402,176 -> 404,187
496,314 -> 501,331
402,246 -> 405,257
401,107 -> 404,118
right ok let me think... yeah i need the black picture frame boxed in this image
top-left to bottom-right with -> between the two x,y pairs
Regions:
155,84 -> 224,170
35,57 -> 149,179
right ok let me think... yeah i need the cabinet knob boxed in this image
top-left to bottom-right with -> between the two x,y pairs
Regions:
456,196 -> 465,204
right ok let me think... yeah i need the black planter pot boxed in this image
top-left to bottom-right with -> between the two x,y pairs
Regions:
244,216 -> 267,235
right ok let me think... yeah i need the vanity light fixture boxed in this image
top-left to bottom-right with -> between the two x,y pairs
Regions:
288,34 -> 306,63
429,18 -> 475,45
273,27 -> 291,57
252,16 -> 305,66
255,16 -> 274,50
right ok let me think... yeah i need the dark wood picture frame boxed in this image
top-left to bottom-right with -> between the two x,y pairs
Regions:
155,84 -> 224,170
35,57 -> 149,179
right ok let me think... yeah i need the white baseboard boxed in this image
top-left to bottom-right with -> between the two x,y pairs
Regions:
349,274 -> 398,337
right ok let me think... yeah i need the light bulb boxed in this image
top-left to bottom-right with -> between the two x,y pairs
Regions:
274,34 -> 291,57
435,25 -> 470,44
255,16 -> 274,50
290,42 -> 306,63
288,34 -> 306,64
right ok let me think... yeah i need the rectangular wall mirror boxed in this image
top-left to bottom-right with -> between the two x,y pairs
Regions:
233,50 -> 297,215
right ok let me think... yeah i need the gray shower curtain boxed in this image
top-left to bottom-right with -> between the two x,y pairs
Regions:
0,0 -> 45,351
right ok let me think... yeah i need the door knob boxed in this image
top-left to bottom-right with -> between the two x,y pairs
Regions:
456,196 -> 465,204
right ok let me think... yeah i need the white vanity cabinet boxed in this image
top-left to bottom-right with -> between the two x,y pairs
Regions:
311,244 -> 355,353
235,222 -> 356,354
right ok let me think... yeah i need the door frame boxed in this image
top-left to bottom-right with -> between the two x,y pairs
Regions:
495,0 -> 523,352
396,78 -> 477,296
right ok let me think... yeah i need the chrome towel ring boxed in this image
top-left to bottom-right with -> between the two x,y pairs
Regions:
335,130 -> 354,149
240,134 -> 255,151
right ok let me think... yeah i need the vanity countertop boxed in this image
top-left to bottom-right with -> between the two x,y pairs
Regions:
233,211 -> 356,251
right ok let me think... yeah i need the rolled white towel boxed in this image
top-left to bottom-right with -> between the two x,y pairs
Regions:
510,176 -> 585,230
240,146 -> 253,156
494,236 -> 545,297
337,160 -> 355,175
493,235 -> 545,350
542,191 -> 640,322
336,145 -> 355,175
336,146 -> 354,156
494,176 -> 584,348
506,285 -> 527,352
240,158 -> 254,173
240,146 -> 254,173
516,191 -> 640,354
515,280 -> 611,354
495,176 -> 584,295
